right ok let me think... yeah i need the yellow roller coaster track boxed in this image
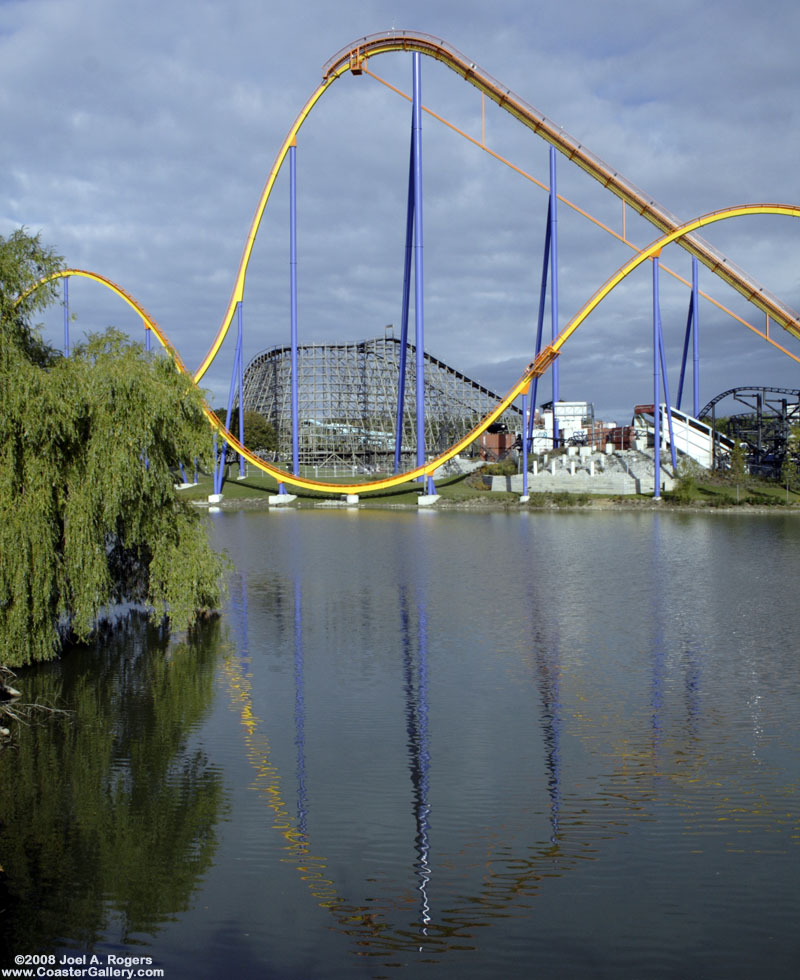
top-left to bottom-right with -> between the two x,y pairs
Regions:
193,30 -> 800,386
24,32 -> 800,496
38,205 -> 800,495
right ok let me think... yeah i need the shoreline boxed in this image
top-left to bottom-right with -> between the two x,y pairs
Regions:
192,494 -> 800,516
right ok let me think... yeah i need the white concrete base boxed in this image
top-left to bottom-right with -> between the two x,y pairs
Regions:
236,474 -> 249,480
268,493 -> 297,506
174,482 -> 197,490
417,494 -> 440,507
207,493 -> 224,503
343,494 -> 360,504
519,495 -> 530,503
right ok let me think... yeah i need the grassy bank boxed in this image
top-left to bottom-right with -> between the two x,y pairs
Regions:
177,464 -> 800,510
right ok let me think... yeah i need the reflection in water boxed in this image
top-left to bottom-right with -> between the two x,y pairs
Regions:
399,586 -> 432,938
293,576 -> 309,834
534,636 -> 562,843
219,511 -> 800,973
6,511 -> 800,978
0,615 -> 227,962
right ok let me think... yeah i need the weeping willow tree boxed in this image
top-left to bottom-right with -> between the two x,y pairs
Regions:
0,229 -> 225,667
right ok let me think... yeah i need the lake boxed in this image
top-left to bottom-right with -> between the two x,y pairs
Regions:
1,508 -> 799,978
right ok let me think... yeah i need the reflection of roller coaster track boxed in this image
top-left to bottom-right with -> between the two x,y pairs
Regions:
33,31 -> 800,496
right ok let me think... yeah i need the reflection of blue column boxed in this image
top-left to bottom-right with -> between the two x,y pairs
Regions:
293,577 -> 308,834
399,586 -> 432,935
535,641 -> 562,842
650,516 -> 666,753
230,567 -> 250,670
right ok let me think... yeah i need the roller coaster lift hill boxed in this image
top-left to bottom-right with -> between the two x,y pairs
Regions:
22,31 -> 800,499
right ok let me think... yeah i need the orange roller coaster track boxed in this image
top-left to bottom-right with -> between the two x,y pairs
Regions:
27,32 -> 800,497
194,30 -> 800,386
40,205 -> 800,496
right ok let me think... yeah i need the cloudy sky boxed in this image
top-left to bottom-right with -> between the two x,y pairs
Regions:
3,0 -> 800,423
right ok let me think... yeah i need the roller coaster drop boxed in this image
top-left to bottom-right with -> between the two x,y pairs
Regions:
32,31 -> 800,499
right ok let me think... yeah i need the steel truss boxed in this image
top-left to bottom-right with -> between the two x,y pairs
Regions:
699,386 -> 800,473
241,336 -> 522,468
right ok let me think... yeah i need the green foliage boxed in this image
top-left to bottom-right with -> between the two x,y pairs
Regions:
480,458 -> 518,476
226,408 -> 278,453
0,615 -> 227,953
0,228 -> 62,366
668,456 -> 703,503
0,230 -> 226,667
729,440 -> 747,483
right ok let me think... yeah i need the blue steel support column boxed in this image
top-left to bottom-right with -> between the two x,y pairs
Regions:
63,277 -> 70,357
528,203 -> 551,450
394,131 -> 416,474
676,304 -> 693,411
290,140 -> 300,479
144,316 -> 151,353
212,433 -> 219,493
691,258 -> 700,419
522,389 -> 529,496
657,316 -> 678,471
653,257 -> 661,499
412,52 -> 430,492
549,147 -> 560,449
237,302 -> 246,478
214,341 -> 241,495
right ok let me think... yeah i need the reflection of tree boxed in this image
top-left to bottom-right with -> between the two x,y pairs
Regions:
0,613 -> 228,961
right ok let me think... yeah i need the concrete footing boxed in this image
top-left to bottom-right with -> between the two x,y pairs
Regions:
207,493 -> 224,504
417,494 -> 440,507
344,494 -> 359,504
268,493 -> 297,506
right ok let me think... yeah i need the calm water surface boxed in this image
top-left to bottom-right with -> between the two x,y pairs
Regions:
1,509 -> 799,978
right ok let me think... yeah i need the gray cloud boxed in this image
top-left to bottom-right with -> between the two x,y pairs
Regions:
3,0 -> 800,424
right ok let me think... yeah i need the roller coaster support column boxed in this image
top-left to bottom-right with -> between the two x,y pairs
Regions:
394,128 -> 415,474
528,201 -> 552,451
412,52 -> 433,495
63,277 -> 70,357
237,302 -> 246,478
521,388 -> 529,499
212,312 -> 243,496
290,139 -> 300,479
692,258 -> 700,418
549,147 -> 560,448
651,257 -> 679,494
653,257 -> 662,499
657,303 -> 678,472
676,257 -> 700,416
